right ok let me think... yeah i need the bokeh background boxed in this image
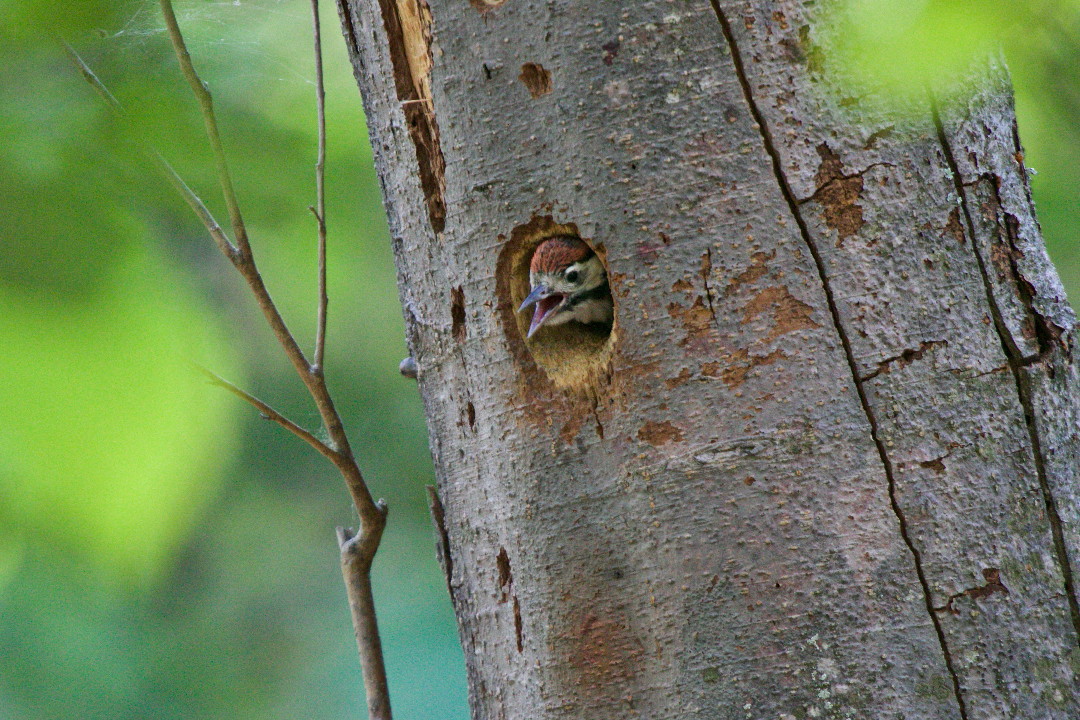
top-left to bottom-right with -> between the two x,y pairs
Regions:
1,1 -> 1077,718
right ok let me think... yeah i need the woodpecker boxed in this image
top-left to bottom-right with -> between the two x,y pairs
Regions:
518,236 -> 613,338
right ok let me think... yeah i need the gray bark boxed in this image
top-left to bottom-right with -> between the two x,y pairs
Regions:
337,0 -> 1080,717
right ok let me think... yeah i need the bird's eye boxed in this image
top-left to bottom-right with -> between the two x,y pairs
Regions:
565,269 -> 580,283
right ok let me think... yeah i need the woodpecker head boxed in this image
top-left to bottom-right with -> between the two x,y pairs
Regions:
518,236 -> 613,338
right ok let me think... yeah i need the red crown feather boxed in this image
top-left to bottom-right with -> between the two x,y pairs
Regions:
529,236 -> 592,274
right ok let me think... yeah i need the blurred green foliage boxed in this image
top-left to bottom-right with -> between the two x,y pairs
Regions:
0,0 -> 1077,718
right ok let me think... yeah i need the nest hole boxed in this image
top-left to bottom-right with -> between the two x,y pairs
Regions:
497,216 -> 616,392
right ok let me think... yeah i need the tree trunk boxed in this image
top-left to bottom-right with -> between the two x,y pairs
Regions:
336,0 -> 1080,716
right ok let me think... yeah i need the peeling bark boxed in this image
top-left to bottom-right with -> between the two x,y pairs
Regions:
342,0 -> 446,232
338,0 -> 1080,717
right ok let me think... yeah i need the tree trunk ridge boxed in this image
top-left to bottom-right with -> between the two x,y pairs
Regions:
931,102 -> 1080,641
338,0 -> 1080,717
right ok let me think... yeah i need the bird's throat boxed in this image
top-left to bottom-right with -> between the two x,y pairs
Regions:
529,293 -> 565,337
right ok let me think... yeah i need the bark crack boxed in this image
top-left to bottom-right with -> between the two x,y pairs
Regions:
931,101 -> 1080,643
336,0 -> 360,61
426,486 -> 455,597
700,247 -> 720,332
590,399 -> 606,440
991,185 -> 1062,359
796,161 -> 895,205
710,5 -> 969,716
898,442 -> 968,476
860,340 -> 948,382
1010,118 -> 1040,216
496,547 -> 524,653
933,568 -> 1010,615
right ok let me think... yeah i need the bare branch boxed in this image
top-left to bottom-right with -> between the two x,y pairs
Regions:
159,0 -> 250,254
74,10 -> 395,719
338,525 -> 392,720
153,4 -> 376,513
196,365 -> 338,462
311,0 -> 329,373
72,3 -> 383,528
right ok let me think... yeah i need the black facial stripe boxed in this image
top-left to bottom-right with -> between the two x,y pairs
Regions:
565,281 -> 610,308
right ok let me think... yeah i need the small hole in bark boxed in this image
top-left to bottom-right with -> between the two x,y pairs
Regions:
513,595 -> 524,652
496,216 -> 616,392
466,401 -> 476,429
496,547 -> 512,601
519,63 -> 552,98
451,286 -> 466,343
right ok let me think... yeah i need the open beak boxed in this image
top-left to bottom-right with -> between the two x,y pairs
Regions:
519,284 -> 566,338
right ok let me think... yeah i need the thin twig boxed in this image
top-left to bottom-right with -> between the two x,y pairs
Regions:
311,0 -> 329,373
159,0 -> 250,254
64,41 -> 122,107
196,365 -> 338,462
63,42 -> 238,259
